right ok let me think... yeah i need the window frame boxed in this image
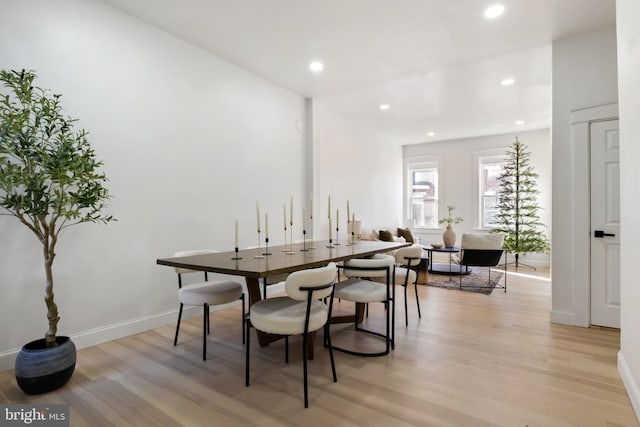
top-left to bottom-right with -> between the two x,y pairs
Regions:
404,157 -> 441,229
473,149 -> 507,230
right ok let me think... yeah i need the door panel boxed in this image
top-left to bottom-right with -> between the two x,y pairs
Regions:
590,119 -> 620,328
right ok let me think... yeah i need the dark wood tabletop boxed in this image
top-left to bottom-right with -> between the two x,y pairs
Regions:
157,239 -> 410,279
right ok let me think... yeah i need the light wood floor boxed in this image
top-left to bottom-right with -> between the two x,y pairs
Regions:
1,268 -> 638,426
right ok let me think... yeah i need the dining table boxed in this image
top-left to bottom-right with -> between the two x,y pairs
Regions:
157,239 -> 410,356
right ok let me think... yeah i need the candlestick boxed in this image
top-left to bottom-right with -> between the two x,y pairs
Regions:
282,204 -> 288,251
256,202 -> 261,233
326,217 -> 334,248
303,208 -> 306,231
351,213 -> 356,244
231,246 -> 242,260
286,224 -> 296,255
328,195 -> 331,219
265,213 -> 269,239
309,200 -> 316,250
263,236 -> 272,256
347,200 -> 350,223
334,208 -> 341,245
301,228 -> 309,251
254,230 -> 264,259
235,220 -> 238,248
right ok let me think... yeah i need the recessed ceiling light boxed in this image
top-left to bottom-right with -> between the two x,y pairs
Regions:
309,61 -> 324,72
379,104 -> 390,111
484,4 -> 505,19
501,78 -> 515,86
427,132 -> 435,137
515,120 -> 525,125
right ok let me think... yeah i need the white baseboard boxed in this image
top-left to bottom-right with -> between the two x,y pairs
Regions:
618,350 -> 640,422
550,309 -> 575,325
0,290 -> 259,373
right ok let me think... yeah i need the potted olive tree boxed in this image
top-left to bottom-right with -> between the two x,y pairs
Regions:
0,69 -> 114,394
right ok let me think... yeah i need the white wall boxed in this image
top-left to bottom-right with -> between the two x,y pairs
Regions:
313,102 -> 403,236
551,28 -> 619,326
616,0 -> 640,419
0,0 -> 307,369
403,129 -> 551,267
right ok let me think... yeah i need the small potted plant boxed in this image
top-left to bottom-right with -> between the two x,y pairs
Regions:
438,205 -> 463,247
0,69 -> 114,394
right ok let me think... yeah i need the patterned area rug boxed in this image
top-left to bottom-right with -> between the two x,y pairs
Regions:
425,268 -> 505,295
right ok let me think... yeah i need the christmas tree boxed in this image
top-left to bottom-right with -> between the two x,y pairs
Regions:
492,137 -> 549,269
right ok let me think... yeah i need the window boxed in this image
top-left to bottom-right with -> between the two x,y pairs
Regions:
479,157 -> 506,228
407,161 -> 439,227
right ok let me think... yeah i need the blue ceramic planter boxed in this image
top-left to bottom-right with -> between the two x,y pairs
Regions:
15,336 -> 76,395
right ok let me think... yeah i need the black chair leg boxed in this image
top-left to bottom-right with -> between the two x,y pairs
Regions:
285,336 -> 289,363
245,319 -> 251,386
391,283 -> 395,350
174,303 -> 183,346
241,294 -> 246,344
404,285 -> 409,326
203,303 -> 209,361
325,323 -> 337,383
302,332 -> 309,408
414,283 -> 421,318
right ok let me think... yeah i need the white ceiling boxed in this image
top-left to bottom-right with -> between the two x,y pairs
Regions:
100,0 -> 616,144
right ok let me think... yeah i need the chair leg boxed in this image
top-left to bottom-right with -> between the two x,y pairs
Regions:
174,303 -> 184,346
385,296 -> 391,354
207,304 -> 211,335
414,283 -> 422,318
391,283 -> 395,350
245,319 -> 251,387
302,332 -> 309,408
203,303 -> 209,361
285,336 -> 289,363
404,284 -> 409,327
241,294 -> 246,345
325,323 -> 337,383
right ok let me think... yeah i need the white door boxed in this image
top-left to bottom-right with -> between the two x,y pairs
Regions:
590,119 -> 620,328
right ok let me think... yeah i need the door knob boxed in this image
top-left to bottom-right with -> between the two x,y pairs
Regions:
594,230 -> 616,238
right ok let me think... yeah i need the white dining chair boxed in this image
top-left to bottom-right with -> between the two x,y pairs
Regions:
172,250 -> 245,361
392,245 -> 424,326
245,262 -> 338,408
332,254 -> 395,357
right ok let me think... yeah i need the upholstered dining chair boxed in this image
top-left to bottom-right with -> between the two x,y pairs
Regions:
392,245 -> 424,326
245,262 -> 338,408
332,254 -> 395,357
172,250 -> 245,361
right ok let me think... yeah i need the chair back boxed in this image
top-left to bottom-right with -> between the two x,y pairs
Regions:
343,254 -> 395,278
459,233 -> 505,267
173,250 -> 217,275
285,262 -> 337,301
460,233 -> 504,250
394,245 -> 423,267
